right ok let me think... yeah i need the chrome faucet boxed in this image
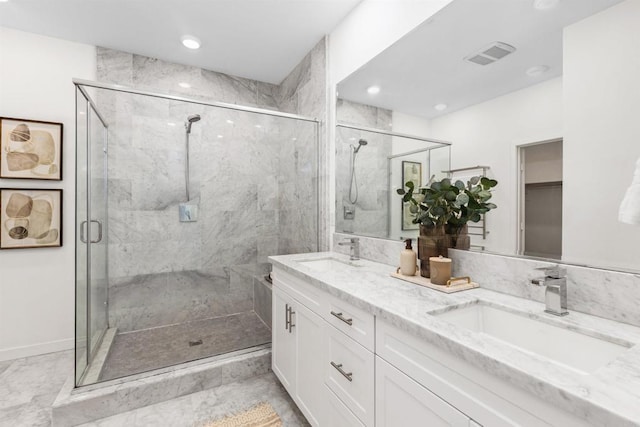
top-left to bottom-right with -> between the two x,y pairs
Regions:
530,266 -> 568,316
338,237 -> 360,261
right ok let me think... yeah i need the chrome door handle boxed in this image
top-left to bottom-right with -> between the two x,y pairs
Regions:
330,361 -> 353,382
330,311 -> 353,326
80,220 -> 88,243
90,220 -> 103,243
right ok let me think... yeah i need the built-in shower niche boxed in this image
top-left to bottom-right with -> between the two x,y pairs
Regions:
75,81 -> 319,386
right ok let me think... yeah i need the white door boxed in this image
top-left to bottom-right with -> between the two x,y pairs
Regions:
294,302 -> 327,426
376,356 -> 470,427
272,286 -> 296,392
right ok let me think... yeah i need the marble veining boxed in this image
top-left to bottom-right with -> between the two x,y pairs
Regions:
269,251 -> 640,426
93,43 -> 323,339
449,249 -> 640,328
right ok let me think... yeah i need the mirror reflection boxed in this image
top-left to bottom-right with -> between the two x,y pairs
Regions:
335,0 -> 640,272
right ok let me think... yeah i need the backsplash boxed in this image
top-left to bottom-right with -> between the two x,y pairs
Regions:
333,232 -> 640,327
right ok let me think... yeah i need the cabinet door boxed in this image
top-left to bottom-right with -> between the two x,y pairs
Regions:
376,356 -> 470,427
326,385 -> 366,427
272,286 -> 296,392
294,302 -> 326,426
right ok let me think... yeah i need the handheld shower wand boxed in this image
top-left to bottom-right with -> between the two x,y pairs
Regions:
348,139 -> 368,204
184,114 -> 201,201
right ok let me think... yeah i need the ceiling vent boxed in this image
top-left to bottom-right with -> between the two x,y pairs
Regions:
464,42 -> 516,66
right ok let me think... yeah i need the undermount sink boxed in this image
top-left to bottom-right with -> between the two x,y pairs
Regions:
296,257 -> 363,271
433,303 -> 632,374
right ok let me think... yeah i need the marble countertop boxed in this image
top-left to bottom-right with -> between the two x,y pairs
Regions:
269,252 -> 640,426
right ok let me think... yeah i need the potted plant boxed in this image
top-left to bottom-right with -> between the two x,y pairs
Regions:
397,176 -> 497,277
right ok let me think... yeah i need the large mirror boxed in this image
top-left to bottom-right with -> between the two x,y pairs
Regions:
335,0 -> 640,272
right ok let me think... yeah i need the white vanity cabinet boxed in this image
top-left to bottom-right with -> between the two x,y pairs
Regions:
272,268 -> 374,426
272,264 -> 592,427
376,356 -> 471,427
272,284 -> 326,426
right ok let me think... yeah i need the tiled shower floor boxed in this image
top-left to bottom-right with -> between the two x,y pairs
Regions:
99,311 -> 271,381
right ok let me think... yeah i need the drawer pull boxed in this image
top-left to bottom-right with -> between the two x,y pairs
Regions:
330,361 -> 353,382
330,311 -> 353,326
285,304 -> 295,333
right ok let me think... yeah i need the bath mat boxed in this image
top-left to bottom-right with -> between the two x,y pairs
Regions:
201,402 -> 282,427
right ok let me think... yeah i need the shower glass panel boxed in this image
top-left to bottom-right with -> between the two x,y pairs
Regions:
75,82 -> 319,386
75,86 -> 109,385
75,90 -> 88,384
335,124 -> 450,240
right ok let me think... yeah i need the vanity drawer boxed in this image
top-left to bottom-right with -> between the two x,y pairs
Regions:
325,324 -> 375,426
325,294 -> 375,351
272,268 -> 326,316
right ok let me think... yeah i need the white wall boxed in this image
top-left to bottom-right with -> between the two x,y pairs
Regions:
427,77 -> 563,254
0,27 -> 96,360
328,0 -> 453,85
563,0 -> 640,270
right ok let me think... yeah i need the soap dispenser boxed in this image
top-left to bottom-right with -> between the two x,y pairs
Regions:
400,238 -> 417,276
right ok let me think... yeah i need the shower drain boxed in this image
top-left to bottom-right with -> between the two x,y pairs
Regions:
189,339 -> 203,347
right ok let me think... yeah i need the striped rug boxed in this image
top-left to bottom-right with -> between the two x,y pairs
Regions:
201,402 -> 282,427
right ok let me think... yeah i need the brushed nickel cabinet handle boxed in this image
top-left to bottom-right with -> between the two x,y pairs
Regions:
330,361 -> 353,382
288,308 -> 295,333
330,311 -> 353,326
285,304 -> 290,331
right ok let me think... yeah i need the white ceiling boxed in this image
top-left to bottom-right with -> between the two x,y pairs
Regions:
337,0 -> 623,119
0,0 -> 361,84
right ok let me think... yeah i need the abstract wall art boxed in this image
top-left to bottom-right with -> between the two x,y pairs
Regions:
0,117 -> 63,180
401,161 -> 422,231
0,188 -> 62,249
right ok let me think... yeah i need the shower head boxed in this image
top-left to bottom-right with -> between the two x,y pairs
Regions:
353,139 -> 368,154
185,114 -> 201,133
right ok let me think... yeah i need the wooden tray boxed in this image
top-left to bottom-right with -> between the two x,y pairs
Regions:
391,271 -> 479,293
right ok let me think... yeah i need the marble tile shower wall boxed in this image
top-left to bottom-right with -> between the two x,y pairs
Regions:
335,99 -> 392,237
95,45 -> 322,332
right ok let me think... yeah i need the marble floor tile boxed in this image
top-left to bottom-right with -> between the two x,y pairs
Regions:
99,311 -> 271,382
0,350 -> 306,427
78,373 -> 308,427
0,350 -> 73,427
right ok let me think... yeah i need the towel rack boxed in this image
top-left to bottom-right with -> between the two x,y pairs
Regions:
442,165 -> 492,241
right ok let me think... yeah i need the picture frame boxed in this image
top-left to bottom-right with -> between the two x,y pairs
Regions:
0,117 -> 63,180
401,161 -> 422,230
0,188 -> 63,249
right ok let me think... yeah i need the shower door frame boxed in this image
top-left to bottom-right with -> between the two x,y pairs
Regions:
75,84 -> 110,386
73,78 -> 322,386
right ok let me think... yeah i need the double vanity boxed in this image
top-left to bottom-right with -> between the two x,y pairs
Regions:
269,252 -> 640,426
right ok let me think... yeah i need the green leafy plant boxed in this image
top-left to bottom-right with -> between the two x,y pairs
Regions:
397,176 -> 498,231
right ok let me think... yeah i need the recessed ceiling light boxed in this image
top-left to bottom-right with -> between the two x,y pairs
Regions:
78,111 -> 85,115
533,0 -> 560,10
292,137 -> 297,141
434,103 -> 448,111
167,122 -> 176,126
367,85 -> 381,95
217,135 -> 223,138
0,0 -> 10,3
226,119 -> 234,124
255,125 -> 262,129
178,82 -> 191,89
526,65 -> 550,77
181,35 -> 201,50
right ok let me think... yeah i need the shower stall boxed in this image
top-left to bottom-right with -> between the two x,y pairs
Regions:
74,80 -> 319,386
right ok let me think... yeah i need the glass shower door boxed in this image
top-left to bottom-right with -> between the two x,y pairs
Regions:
75,86 -> 109,385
